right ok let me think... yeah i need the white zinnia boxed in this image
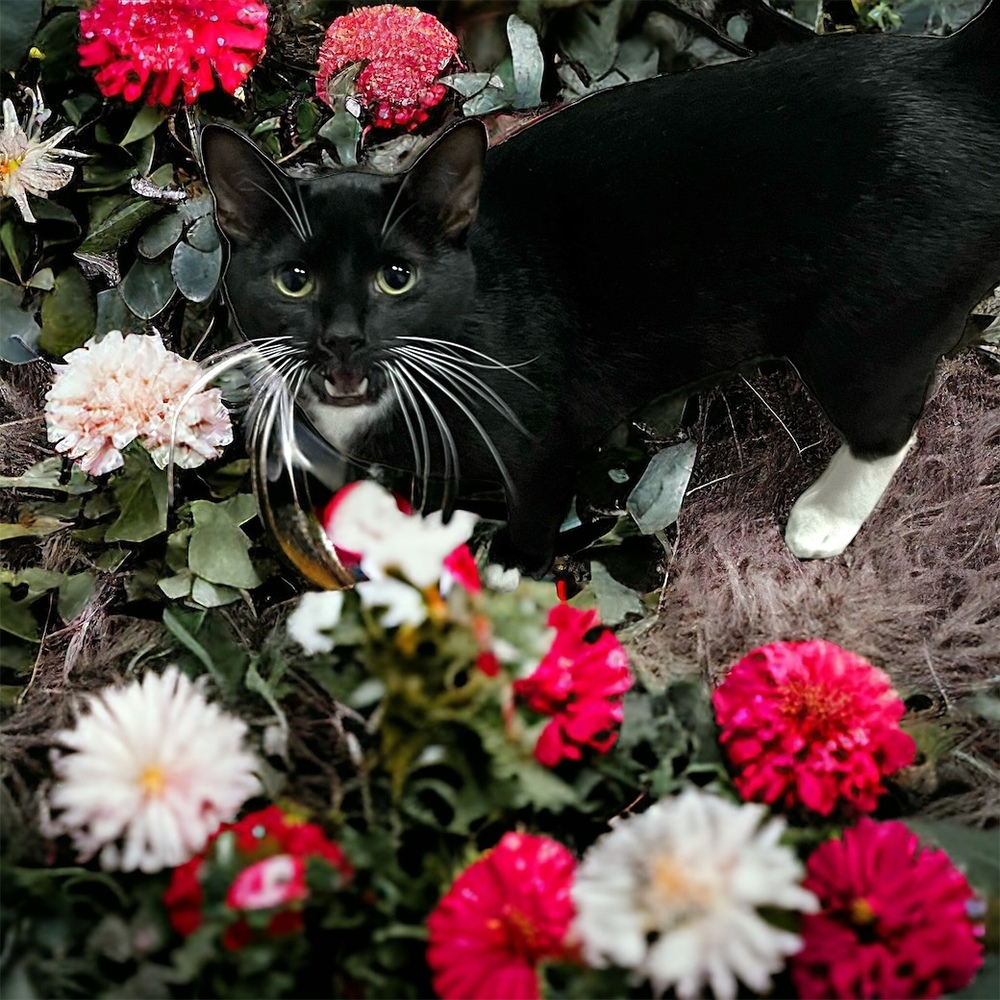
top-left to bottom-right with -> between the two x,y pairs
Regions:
286,589 -> 345,654
571,788 -> 819,1000
45,331 -> 233,476
1,88 -> 86,223
49,666 -> 261,873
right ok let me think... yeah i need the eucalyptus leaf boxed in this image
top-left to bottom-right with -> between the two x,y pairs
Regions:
190,578 -> 242,608
626,439 -> 698,534
186,216 -> 220,252
319,110 -> 361,168
121,105 -> 166,147
158,572 -> 194,600
120,257 -> 175,319
587,561 -> 647,626
187,500 -> 262,589
26,268 -> 55,291
507,16 -> 545,109
1,219 -> 30,282
439,72 -> 495,98
0,517 -> 70,541
137,211 -> 184,259
0,279 -> 41,363
77,198 -> 164,256
58,573 -> 96,623
461,86 -> 511,117
171,242 -> 222,303
105,449 -> 169,543
95,288 -> 143,337
557,0 -> 623,82
38,266 -> 96,356
0,586 -> 41,642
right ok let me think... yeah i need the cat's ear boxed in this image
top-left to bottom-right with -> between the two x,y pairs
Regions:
200,125 -> 294,244
405,119 -> 487,241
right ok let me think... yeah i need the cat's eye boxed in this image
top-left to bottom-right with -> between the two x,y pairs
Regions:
273,263 -> 314,298
375,261 -> 417,296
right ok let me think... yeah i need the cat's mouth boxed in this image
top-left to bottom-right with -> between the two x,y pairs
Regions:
313,369 -> 374,407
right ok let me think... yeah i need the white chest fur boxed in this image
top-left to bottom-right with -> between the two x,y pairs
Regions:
301,393 -> 396,453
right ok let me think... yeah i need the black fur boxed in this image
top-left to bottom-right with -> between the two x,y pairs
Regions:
202,2 -> 1000,574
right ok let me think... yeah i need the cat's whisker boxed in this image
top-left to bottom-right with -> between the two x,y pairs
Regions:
384,365 -> 429,508
396,336 -> 540,387
246,179 -> 310,243
379,171 -> 413,241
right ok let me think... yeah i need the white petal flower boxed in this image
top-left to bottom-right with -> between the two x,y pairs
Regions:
357,575 -> 427,628
49,667 -> 261,873
45,331 -> 233,476
1,88 -> 86,223
286,590 -> 345,654
571,788 -> 819,1000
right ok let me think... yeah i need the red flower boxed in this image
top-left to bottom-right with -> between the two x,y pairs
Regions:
316,4 -> 458,131
712,640 -> 915,816
513,604 -> 632,766
427,832 -> 577,1000
791,819 -> 983,998
79,0 -> 269,107
163,806 -> 352,949
443,543 -> 482,594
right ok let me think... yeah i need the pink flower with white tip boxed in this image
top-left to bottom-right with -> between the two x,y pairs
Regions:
226,854 -> 307,911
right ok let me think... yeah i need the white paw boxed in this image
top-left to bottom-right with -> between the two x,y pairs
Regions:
483,563 -> 521,592
785,498 -> 861,559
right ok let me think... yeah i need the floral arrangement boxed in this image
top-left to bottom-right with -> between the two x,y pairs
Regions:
1,2 -> 995,999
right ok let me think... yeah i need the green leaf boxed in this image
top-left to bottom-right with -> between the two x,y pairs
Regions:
0,517 -> 70,541
76,198 -> 163,256
626,439 -> 698,534
190,577 -> 242,607
38,266 -> 96,356
171,241 -> 222,303
186,216 -> 221,252
26,268 -> 55,291
105,448 -> 168,543
439,72 -> 495,98
0,0 -> 42,71
905,819 -> 1000,897
121,105 -> 166,147
120,257 -> 175,320
58,572 -> 96,622
187,500 -> 262,589
158,571 -> 194,600
95,288 -> 143,337
1,219 -> 30,283
0,279 -> 41,362
0,457 -> 95,495
162,608 -> 216,674
319,109 -> 361,168
0,584 -> 41,642
137,211 -> 184,259
586,560 -> 646,626
507,16 -> 544,109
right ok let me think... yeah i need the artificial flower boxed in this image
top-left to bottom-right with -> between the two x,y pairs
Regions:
286,590 -> 345,654
443,544 -> 482,594
323,480 -> 478,589
427,832 -> 577,1000
316,4 -> 458,130
164,806 -> 353,947
45,331 -> 233,476
78,0 -> 269,107
49,666 -> 260,873
0,88 -> 86,224
712,640 -> 916,816
571,788 -> 819,1000
357,577 -> 428,628
513,604 -> 632,767
791,818 -> 983,999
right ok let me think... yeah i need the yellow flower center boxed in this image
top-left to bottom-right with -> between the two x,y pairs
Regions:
1,155 -> 25,182
850,897 -> 877,926
650,854 -> 714,910
139,765 -> 167,798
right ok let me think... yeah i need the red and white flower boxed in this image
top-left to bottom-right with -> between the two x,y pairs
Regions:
79,0 -> 269,107
226,854 -> 307,911
712,640 -> 916,816
427,832 -> 577,1000
316,4 -> 458,130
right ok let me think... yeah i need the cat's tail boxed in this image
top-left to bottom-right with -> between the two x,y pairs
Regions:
951,0 -> 1000,57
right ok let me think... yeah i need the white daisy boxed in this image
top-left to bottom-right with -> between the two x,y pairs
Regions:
571,788 -> 819,1000
286,589 -> 345,654
49,667 -> 260,873
1,88 -> 86,224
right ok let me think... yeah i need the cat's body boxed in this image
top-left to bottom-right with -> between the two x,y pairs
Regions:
203,2 -> 1000,576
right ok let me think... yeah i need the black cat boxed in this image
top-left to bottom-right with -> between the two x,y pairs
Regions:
202,1 -> 1000,581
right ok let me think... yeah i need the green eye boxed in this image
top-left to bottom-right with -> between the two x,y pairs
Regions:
273,263 -> 313,297
375,261 -> 417,296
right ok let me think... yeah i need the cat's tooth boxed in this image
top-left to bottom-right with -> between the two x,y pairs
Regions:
357,377 -> 369,396
323,378 -> 337,396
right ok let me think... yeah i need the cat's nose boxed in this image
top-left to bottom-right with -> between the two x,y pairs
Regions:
319,322 -> 364,356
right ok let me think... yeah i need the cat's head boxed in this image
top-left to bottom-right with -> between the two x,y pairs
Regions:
200,121 -> 486,434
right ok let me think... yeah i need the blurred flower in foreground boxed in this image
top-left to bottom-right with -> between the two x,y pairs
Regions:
164,805 -> 353,950
286,590 -> 345,654
427,832 -> 577,1000
572,789 -> 818,1000
791,818 -> 983,999
49,667 -> 260,873
0,88 -> 86,223
79,0 -> 269,106
514,604 -> 632,767
45,331 -> 233,476
712,640 -> 915,816
316,4 -> 458,130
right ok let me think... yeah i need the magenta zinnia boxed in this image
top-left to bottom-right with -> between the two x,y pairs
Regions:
79,0 -> 269,107
426,832 -> 577,1000
514,604 -> 632,767
316,4 -> 458,130
712,640 -> 915,816
791,819 -> 983,998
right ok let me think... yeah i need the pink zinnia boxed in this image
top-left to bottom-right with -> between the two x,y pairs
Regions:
427,832 -> 577,1000
513,604 -> 632,767
712,640 -> 915,816
316,4 -> 458,130
792,819 -> 983,998
79,0 -> 269,107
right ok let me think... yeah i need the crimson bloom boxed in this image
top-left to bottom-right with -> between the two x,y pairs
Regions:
712,640 -> 915,816
427,832 -> 577,1000
791,819 -> 983,998
163,806 -> 352,950
514,604 -> 632,767
316,4 -> 458,130
79,0 -> 269,107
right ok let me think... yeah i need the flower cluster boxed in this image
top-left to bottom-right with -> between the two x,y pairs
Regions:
48,667 -> 260,873
316,4 -> 459,130
1,88 -> 86,224
164,805 -> 353,951
78,0 -> 269,107
45,330 -> 233,476
712,639 -> 916,816
514,604 -> 633,766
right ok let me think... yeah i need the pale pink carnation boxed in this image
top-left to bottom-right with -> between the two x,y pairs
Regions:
45,331 -> 233,476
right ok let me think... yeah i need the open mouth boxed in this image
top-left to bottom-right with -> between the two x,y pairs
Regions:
316,370 -> 372,407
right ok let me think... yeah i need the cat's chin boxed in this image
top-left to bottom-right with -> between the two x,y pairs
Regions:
300,390 -> 396,454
